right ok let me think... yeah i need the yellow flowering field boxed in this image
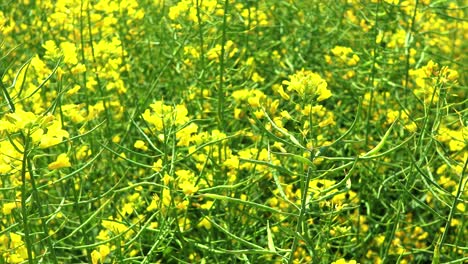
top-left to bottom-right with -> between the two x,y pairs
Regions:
0,0 -> 467,263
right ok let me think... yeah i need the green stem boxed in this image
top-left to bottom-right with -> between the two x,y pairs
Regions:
437,157 -> 468,255
196,0 -> 206,106
85,0 -> 111,128
79,0 -> 90,112
402,0 -> 419,108
0,78 -> 15,113
217,0 -> 229,131
365,1 -> 380,146
27,149 -> 58,263
288,167 -> 313,264
20,132 -> 34,264
71,175 -> 93,263
381,201 -> 402,264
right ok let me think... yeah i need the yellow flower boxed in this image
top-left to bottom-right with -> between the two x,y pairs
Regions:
168,1 -> 190,20
152,159 -> 163,172
42,40 -> 60,60
251,72 -> 265,83
96,230 -> 110,241
60,41 -> 78,65
112,135 -> 121,143
66,85 -> 81,96
197,217 -> 212,229
176,122 -> 198,146
7,253 -> 25,264
134,140 -> 148,151
178,216 -> 191,232
232,88 -> 251,103
176,200 -> 189,211
71,63 -> 87,75
39,120 -> 69,149
200,201 -> 214,210
272,84 -> 290,100
102,218 -> 128,234
179,181 -> 199,196
76,145 -> 91,160
316,83 -> 332,101
147,195 -> 159,212
90,243 -> 112,262
332,258 -> 357,264
2,201 -> 20,215
223,155 -> 240,169
91,250 -> 102,264
99,244 -> 111,260
4,110 -> 38,132
48,153 -> 71,170
282,69 -> 331,100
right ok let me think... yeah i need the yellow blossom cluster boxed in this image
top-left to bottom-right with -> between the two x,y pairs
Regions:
0,0 -> 466,263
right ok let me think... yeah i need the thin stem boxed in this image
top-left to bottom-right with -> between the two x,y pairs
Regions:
71,174 -> 93,263
85,0 -> 110,127
0,77 -> 15,113
365,1 -> 381,146
217,0 -> 229,131
196,0 -> 206,106
288,167 -> 313,264
20,132 -> 34,264
27,149 -> 58,263
381,201 -> 402,263
402,0 -> 419,108
437,157 -> 468,254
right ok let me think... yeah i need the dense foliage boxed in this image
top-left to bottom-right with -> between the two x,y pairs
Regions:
0,0 -> 466,263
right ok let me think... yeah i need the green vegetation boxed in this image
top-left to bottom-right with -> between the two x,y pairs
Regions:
0,0 -> 466,263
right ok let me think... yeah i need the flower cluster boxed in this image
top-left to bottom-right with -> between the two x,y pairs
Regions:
1,0 -> 466,263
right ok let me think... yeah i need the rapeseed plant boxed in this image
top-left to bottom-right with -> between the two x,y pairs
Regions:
0,0 -> 466,263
